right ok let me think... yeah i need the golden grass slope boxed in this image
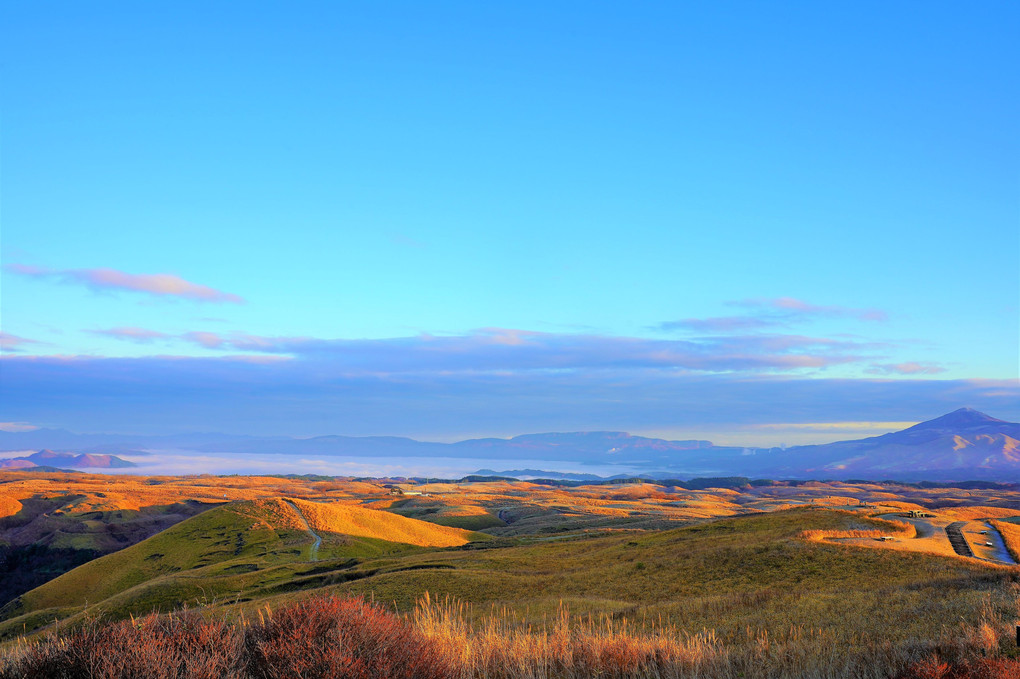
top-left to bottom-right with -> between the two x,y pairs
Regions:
0,497 -> 21,519
288,498 -> 475,547
939,506 -> 1020,521
800,514 -> 917,542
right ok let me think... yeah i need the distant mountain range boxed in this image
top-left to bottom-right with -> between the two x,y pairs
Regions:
772,408 -> 1020,479
0,450 -> 136,470
1,408 -> 1017,481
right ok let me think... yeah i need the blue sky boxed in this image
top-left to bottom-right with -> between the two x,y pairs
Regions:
2,2 -> 1018,444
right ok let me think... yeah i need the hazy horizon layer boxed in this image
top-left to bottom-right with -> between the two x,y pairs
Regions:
0,449 -> 651,479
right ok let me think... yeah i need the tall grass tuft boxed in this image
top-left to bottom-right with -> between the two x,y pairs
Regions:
412,591 -> 728,678
410,593 -> 1013,679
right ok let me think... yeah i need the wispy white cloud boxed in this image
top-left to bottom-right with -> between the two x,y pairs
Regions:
730,297 -> 888,322
89,327 -> 171,343
0,332 -> 42,352
660,297 -> 888,333
658,316 -> 778,333
0,421 -> 39,432
7,264 -> 244,304
181,331 -> 228,349
867,361 -> 947,375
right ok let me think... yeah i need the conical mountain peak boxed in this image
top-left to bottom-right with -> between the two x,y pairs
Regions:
908,408 -> 1005,431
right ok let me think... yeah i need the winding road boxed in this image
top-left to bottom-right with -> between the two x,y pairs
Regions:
876,512 -> 1017,565
879,513 -> 935,539
283,499 -> 321,561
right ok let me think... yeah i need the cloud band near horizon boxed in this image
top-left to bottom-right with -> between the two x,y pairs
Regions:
82,326 -> 895,374
1,353 -> 1015,439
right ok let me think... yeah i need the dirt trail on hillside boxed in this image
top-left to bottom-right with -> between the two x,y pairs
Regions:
283,499 -> 321,561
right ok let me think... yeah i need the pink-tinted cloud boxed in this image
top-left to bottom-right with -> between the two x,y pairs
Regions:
0,421 -> 39,432
0,332 -> 41,352
182,331 -> 227,349
90,327 -> 171,343
7,264 -> 244,304
867,362 -> 947,375
97,327 -> 292,352
86,324 -> 919,377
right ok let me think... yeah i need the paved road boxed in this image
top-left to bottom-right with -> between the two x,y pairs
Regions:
974,521 -> 1016,565
878,513 -> 935,539
283,499 -> 321,561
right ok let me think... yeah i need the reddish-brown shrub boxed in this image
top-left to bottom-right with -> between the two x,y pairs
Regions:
1,596 -> 452,679
3,612 -> 243,679
245,595 -> 453,679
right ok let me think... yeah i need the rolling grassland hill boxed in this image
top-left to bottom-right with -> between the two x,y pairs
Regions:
0,491 -> 213,610
3,507 -> 1018,677
0,498 -> 484,638
2,474 -> 1020,676
0,471 -> 493,607
4,471 -> 1019,616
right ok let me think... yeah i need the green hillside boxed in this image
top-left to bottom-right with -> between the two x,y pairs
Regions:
2,506 -> 1013,659
215,508 -> 1019,656
306,509 -> 1014,638
0,498 -> 481,638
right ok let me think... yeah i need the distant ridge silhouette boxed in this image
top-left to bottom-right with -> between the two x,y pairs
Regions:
1,409 -> 1017,480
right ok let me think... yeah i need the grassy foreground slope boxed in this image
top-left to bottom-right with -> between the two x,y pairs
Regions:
3,504 -> 1017,670
0,498 -> 483,637
7,505 -> 1013,663
250,508 -> 1019,656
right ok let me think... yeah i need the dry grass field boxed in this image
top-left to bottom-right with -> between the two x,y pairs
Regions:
2,471 -> 1020,677
5,592 -> 1018,679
